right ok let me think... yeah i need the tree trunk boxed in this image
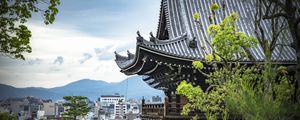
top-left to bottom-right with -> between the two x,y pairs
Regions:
287,18 -> 300,93
296,30 -> 300,93
297,50 -> 300,92
279,0 -> 300,94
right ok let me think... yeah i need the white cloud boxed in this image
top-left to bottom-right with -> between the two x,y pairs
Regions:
53,56 -> 64,65
79,53 -> 93,64
94,46 -> 115,61
27,58 -> 42,65
0,23 -> 129,88
0,0 -> 161,88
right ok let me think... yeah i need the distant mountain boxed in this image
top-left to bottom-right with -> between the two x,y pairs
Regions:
0,84 -> 59,100
0,76 -> 164,101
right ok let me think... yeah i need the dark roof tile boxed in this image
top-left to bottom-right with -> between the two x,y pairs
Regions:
116,0 -> 297,69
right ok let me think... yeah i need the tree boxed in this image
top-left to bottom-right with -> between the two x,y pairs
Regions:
62,96 -> 91,120
177,2 -> 300,120
260,0 -> 300,95
0,0 -> 60,60
0,112 -> 17,120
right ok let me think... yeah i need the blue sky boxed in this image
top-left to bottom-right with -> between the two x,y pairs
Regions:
0,0 -> 160,88
55,0 -> 160,37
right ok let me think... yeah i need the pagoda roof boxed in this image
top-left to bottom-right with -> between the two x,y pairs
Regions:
115,51 -> 135,69
114,0 -> 297,90
155,0 -> 296,62
115,33 -> 197,70
115,0 -> 296,69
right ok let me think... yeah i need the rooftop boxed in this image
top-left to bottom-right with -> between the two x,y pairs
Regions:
116,0 -> 297,70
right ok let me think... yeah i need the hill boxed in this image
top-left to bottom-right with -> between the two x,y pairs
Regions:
0,76 -> 164,101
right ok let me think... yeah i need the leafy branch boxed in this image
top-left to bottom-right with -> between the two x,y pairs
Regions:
0,0 -> 60,60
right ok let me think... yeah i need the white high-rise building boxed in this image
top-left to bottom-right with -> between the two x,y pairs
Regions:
100,93 -> 125,103
98,93 -> 127,120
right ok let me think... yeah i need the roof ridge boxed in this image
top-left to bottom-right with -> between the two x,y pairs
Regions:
156,0 -> 165,38
137,32 -> 188,47
155,32 -> 188,44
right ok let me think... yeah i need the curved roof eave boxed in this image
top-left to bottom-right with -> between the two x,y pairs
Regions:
115,33 -> 200,70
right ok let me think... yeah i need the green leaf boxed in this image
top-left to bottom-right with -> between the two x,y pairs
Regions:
192,61 -> 204,70
210,3 -> 220,11
193,12 -> 200,21
0,0 -> 60,60
205,53 -> 214,62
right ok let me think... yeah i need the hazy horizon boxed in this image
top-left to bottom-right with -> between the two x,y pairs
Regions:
0,75 -> 139,89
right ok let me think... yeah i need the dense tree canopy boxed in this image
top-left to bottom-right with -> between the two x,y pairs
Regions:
0,0 -> 60,60
62,96 -> 90,120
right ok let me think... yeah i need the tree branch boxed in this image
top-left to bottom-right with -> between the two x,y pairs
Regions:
195,20 -> 214,52
268,0 -> 285,9
205,85 -> 218,92
263,12 -> 288,19
262,0 -> 273,18
272,26 -> 287,50
295,17 -> 300,28
255,0 -> 266,49
274,43 -> 291,48
242,47 -> 257,64
198,69 -> 210,78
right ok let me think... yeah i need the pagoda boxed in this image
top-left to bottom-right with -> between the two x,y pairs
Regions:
115,0 -> 296,119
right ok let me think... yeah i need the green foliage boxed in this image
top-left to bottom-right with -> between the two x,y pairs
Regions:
177,81 -> 227,120
62,96 -> 91,120
210,3 -> 220,11
0,0 -> 60,60
193,12 -> 200,21
177,11 -> 300,120
192,61 -> 204,70
0,112 -> 17,120
208,13 -> 257,60
179,63 -> 300,119
225,65 -> 299,120
205,53 -> 214,62
204,53 -> 221,62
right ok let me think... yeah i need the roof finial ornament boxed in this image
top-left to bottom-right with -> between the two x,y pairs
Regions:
150,32 -> 154,38
142,96 -> 145,105
149,32 -> 156,44
136,30 -> 144,43
127,50 -> 134,59
127,50 -> 130,59
189,37 -> 197,48
137,30 -> 141,37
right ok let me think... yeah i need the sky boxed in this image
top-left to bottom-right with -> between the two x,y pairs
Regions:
0,0 -> 161,88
